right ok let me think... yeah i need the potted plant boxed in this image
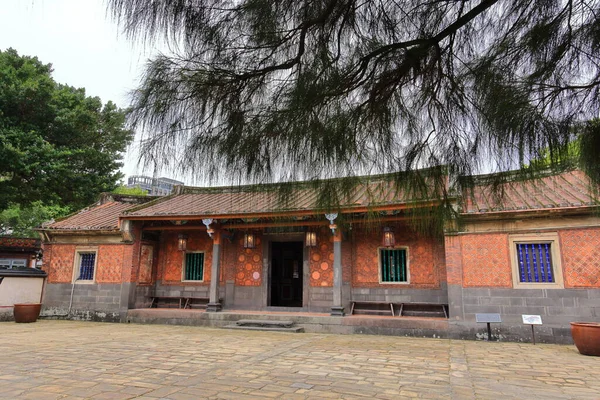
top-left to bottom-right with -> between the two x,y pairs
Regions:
13,303 -> 42,323
570,322 -> 600,356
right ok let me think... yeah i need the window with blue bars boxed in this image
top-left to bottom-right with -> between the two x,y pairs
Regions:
516,243 -> 554,283
380,248 -> 408,283
184,252 -> 204,281
78,253 -> 96,281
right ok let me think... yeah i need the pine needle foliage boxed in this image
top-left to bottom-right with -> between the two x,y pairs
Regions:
108,0 -> 600,233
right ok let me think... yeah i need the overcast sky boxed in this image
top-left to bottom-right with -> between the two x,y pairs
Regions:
0,0 -> 182,182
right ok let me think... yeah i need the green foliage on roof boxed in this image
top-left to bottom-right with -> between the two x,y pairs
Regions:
112,185 -> 148,196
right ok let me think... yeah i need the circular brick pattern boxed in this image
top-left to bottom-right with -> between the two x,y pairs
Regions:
235,235 -> 263,287
310,228 -> 334,287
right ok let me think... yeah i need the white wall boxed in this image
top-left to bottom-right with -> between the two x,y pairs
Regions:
0,277 -> 45,307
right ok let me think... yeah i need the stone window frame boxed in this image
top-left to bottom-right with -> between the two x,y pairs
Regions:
181,251 -> 205,282
508,233 -> 564,289
72,246 -> 98,284
378,246 -> 410,284
0,258 -> 28,268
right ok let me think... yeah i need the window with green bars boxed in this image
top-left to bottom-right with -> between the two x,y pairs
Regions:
379,248 -> 408,283
184,252 -> 205,281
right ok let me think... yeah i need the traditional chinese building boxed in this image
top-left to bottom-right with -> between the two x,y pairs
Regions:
38,170 -> 600,342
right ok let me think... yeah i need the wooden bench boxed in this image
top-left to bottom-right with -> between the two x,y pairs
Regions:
184,297 -> 211,309
150,296 -> 186,309
350,301 -> 449,318
149,296 -> 221,309
398,303 -> 448,318
350,301 -> 395,316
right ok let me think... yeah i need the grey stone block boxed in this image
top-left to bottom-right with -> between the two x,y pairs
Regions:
547,306 -> 593,317
463,305 -> 501,314
562,297 -> 576,307
501,305 -> 546,316
490,288 -> 545,297
447,306 -> 463,319
587,289 -> 600,298
577,298 -> 600,307
508,297 -> 525,306
479,297 -> 512,306
546,289 -> 589,298
524,297 -> 563,307
461,288 -> 491,297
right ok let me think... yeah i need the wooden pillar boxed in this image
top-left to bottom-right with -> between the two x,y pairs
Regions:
206,230 -> 222,312
331,230 -> 345,316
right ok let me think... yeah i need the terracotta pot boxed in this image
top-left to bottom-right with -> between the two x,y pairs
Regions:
13,303 -> 42,323
570,322 -> 600,356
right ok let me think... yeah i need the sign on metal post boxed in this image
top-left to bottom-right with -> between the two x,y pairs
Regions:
476,313 -> 502,341
522,315 -> 542,345
522,315 -> 542,325
476,313 -> 502,323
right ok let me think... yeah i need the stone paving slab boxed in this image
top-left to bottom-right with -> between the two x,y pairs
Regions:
0,321 -> 598,399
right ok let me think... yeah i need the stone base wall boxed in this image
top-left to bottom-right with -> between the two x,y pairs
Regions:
308,287 -> 333,312
0,308 -> 14,321
135,285 -> 153,308
152,283 -> 210,299
231,285 -> 263,309
350,286 -> 448,304
447,287 -> 600,343
41,282 -> 127,322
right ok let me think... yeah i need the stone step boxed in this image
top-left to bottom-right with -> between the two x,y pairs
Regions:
235,319 -> 295,328
223,324 -> 304,333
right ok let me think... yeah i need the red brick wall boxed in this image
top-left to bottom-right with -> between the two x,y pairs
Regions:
44,244 -> 75,283
222,238 -> 236,282
444,236 -> 463,285
158,231 -> 212,285
458,228 -> 600,289
309,227 -> 334,287
351,227 -> 444,288
234,234 -> 263,286
96,245 -> 126,283
560,228 -> 600,288
461,233 -> 512,287
43,242 -> 136,284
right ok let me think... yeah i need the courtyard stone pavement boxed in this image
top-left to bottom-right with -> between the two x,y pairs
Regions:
0,321 -> 599,400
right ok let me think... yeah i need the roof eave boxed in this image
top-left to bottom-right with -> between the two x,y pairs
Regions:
119,199 -> 448,221
460,205 -> 600,220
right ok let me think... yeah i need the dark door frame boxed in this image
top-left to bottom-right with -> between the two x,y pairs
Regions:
262,234 -> 309,309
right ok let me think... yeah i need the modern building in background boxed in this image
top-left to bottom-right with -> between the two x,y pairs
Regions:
127,175 -> 184,196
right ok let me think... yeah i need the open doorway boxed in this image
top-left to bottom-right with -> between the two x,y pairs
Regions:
269,241 -> 303,307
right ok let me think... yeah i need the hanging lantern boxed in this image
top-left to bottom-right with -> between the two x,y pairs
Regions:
178,234 -> 188,251
305,231 -> 317,247
383,227 -> 395,248
325,213 -> 338,234
243,233 -> 255,249
202,218 -> 214,238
